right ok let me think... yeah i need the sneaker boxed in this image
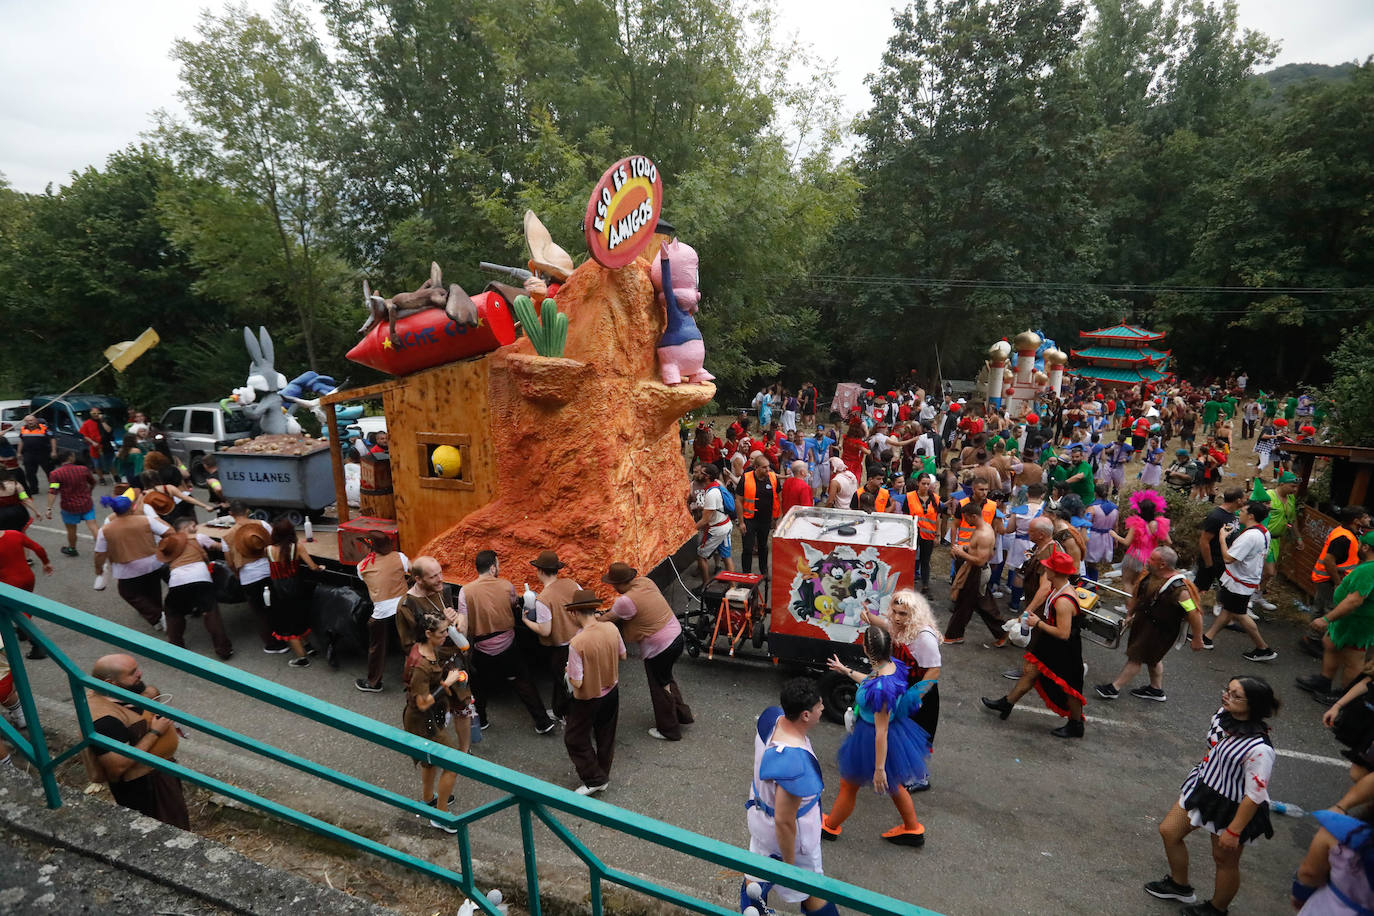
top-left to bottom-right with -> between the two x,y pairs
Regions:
263,645 -> 290,654
1129,686 -> 1167,702
92,573 -> 106,590
5,705 -> 25,729
941,637 -> 964,645
1002,666 -> 1023,680
982,637 -> 1008,649
1252,595 -> 1277,612
1296,674 -> 1333,694
575,782 -> 608,796
1094,683 -> 1119,700
1201,635 -> 1214,650
1180,902 -> 1227,916
1144,875 -> 1198,903
1243,647 -> 1278,662
287,656 -> 311,668
429,818 -> 458,834
648,727 -> 680,741
479,718 -> 491,730
155,613 -> 166,632
535,720 -> 557,735
354,678 -> 383,692
60,546 -> 78,557
1314,691 -> 1346,707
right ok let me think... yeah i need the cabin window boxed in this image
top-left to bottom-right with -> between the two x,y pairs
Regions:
416,432 -> 474,491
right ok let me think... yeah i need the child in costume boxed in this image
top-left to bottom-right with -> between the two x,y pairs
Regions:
820,627 -> 930,847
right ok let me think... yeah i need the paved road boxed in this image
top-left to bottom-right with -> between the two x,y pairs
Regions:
8,517 -> 1352,915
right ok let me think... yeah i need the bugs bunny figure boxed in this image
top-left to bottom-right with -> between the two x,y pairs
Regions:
233,327 -> 298,435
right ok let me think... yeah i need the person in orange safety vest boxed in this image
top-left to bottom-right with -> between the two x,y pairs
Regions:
736,454 -> 780,578
908,473 -> 940,591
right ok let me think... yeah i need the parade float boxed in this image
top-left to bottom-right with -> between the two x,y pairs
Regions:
1068,323 -> 1173,388
318,155 -> 715,594
975,329 -> 1065,417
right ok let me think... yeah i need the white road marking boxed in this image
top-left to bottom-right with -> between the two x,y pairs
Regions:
1015,703 -> 1349,767
1276,748 -> 1352,768
28,524 -> 93,541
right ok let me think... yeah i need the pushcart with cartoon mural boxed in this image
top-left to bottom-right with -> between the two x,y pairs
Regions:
682,505 -> 918,721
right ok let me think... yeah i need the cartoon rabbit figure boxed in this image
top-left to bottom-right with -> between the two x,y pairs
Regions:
235,326 -> 296,435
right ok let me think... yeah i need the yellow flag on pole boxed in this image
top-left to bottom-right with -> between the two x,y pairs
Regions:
103,328 -> 160,373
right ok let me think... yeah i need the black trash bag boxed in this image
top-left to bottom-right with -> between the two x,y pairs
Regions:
211,561 -> 245,605
309,585 -> 372,669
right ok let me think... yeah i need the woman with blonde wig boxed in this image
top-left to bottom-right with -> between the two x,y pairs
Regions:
862,589 -> 941,792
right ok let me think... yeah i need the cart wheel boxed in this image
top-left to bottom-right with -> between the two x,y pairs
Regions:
248,509 -> 270,522
188,456 -> 209,488
283,509 -> 305,527
751,619 -> 766,649
685,636 -> 701,659
819,671 -> 856,725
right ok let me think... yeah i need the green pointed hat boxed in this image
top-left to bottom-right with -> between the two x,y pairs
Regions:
1250,478 -> 1271,502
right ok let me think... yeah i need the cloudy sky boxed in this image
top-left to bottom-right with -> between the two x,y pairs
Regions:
2,0 -> 1371,193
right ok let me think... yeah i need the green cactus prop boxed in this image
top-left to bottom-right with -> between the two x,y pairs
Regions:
513,294 -> 569,357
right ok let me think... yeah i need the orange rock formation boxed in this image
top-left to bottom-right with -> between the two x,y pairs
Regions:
421,257 -> 714,599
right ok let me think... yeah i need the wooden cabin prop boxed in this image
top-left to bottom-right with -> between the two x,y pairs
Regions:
1277,441 -> 1374,596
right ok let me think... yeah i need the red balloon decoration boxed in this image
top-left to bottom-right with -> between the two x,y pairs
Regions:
1273,418 -> 1289,427
948,402 -> 961,412
1025,412 -> 1040,425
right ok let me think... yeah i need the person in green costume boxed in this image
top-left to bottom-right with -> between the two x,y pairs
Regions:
1060,444 -> 1095,505
1300,532 -> 1374,704
1202,397 -> 1223,434
1252,472 -> 1301,612
1222,396 -> 1238,420
1284,396 -> 1298,422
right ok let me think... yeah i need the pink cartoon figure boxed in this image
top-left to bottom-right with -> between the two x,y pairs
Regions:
648,219 -> 714,386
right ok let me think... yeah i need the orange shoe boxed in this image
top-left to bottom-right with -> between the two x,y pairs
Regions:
882,823 -> 926,847
820,815 -> 842,841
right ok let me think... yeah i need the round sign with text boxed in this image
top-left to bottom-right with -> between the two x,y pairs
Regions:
583,155 -> 663,269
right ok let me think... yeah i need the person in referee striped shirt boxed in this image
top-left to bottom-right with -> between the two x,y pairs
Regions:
1145,676 -> 1280,916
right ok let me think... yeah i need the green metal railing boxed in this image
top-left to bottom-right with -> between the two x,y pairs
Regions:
0,584 -> 933,916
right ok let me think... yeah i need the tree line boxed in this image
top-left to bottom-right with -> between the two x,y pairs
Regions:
0,0 -> 1369,419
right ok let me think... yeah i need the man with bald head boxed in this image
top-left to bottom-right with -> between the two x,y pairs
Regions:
397,555 -> 463,655
1094,547 -> 1203,703
85,654 -> 188,828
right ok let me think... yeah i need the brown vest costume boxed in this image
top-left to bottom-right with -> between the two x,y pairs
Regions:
83,692 -> 178,783
538,577 -> 580,647
101,515 -> 159,565
359,552 -> 408,604
463,576 -> 516,640
618,577 -> 674,644
569,621 -> 622,700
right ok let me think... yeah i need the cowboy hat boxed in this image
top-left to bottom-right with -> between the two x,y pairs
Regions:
155,531 -> 189,565
564,588 -> 603,611
601,562 -> 637,586
523,210 -> 575,281
142,491 -> 175,515
1041,548 -> 1077,576
531,549 -> 567,572
234,525 -> 270,560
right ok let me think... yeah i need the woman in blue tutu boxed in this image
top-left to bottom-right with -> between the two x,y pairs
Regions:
820,626 -> 930,847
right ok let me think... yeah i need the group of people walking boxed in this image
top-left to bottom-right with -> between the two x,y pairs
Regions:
350,541 -> 693,825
